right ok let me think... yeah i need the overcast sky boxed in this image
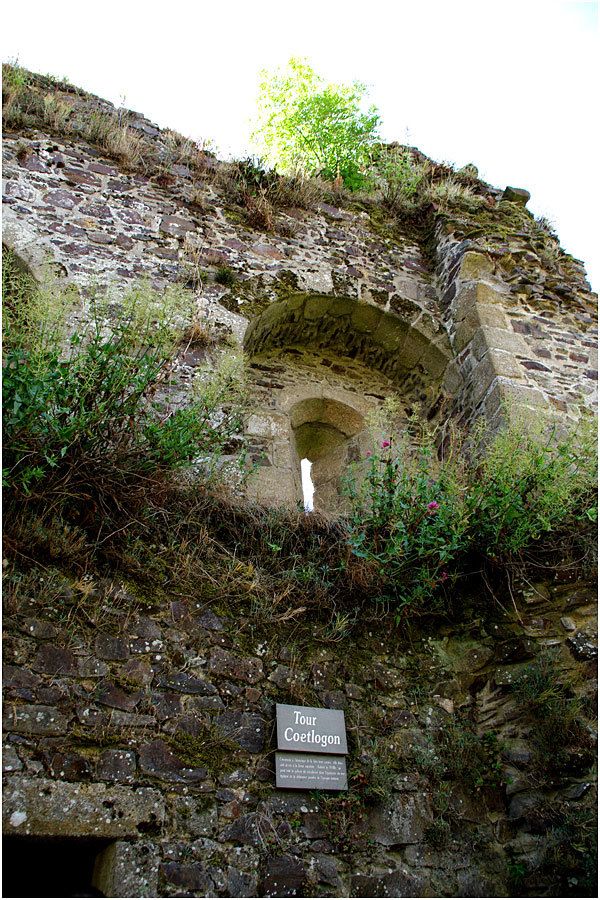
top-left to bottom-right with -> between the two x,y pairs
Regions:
2,0 -> 598,289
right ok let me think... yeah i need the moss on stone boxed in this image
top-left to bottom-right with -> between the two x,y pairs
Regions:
166,729 -> 239,777
70,727 -> 130,748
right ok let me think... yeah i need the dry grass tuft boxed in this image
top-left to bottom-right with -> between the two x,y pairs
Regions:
180,312 -> 215,349
84,111 -> 146,170
244,190 -> 275,231
423,176 -> 485,212
188,183 -> 210,212
269,171 -> 325,210
215,159 -> 326,231
42,93 -> 73,131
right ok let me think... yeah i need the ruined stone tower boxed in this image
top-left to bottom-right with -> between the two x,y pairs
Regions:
2,69 -> 597,898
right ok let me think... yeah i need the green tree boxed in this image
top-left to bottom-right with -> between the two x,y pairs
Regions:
250,58 -> 380,189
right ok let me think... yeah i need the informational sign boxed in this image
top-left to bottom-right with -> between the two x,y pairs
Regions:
276,703 -> 348,754
276,752 -> 348,790
275,703 -> 348,790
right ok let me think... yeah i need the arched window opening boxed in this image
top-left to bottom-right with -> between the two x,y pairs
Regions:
291,398 -> 365,514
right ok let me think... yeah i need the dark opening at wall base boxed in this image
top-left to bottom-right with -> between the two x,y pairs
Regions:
2,836 -> 111,898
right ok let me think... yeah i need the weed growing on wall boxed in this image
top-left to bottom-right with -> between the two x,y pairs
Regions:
372,145 -> 428,212
510,651 -> 594,779
2,257 -> 248,512
217,157 -> 326,231
343,419 -> 597,616
2,63 -> 208,176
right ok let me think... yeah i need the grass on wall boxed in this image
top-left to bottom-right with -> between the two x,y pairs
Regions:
2,61 -> 528,237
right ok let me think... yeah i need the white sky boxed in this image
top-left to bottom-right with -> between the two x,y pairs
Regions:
2,0 -> 598,289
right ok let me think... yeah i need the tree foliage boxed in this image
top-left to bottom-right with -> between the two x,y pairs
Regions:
250,58 -> 380,189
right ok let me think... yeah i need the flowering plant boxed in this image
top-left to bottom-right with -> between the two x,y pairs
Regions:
343,431 -> 469,615
342,417 -> 597,618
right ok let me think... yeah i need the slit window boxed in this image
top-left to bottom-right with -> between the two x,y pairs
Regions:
300,457 -> 314,512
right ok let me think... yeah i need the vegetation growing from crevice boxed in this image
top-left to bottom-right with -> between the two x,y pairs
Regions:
344,416 -> 597,619
3,60 -> 547,250
3,357 -> 596,638
2,251 -> 247,509
2,61 -> 215,175
510,652 -> 595,780
214,156 -> 330,232
2,253 -> 596,643
5,56 -> 582,305
508,800 -> 597,898
4,58 -> 575,300
166,727 -> 240,778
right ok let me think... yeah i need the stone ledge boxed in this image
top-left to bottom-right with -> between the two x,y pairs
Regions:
3,777 -> 165,838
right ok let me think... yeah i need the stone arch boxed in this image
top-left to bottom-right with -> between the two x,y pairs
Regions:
243,293 -> 456,512
243,294 -> 452,384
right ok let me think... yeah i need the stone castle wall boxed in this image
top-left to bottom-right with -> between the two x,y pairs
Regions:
3,568 -> 597,897
2,112 -> 597,510
2,87 -> 598,897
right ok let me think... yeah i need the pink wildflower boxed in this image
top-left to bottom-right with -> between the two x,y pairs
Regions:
427,501 -> 440,512
440,570 -> 449,582
366,451 -> 373,458
380,439 -> 391,449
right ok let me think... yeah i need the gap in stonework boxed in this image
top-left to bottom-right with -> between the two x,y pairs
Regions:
2,835 -> 110,897
301,457 -> 314,512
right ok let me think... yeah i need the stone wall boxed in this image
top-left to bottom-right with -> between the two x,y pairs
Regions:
434,209 -> 597,429
3,104 -> 597,509
3,566 -> 597,897
2,82 -> 598,897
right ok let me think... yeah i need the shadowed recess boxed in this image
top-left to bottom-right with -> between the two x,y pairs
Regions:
2,836 -> 110,897
243,295 -> 452,385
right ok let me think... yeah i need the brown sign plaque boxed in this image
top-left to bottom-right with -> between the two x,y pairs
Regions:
275,751 -> 348,790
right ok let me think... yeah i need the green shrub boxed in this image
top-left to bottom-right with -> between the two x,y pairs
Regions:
373,145 -> 428,211
251,57 -> 380,189
344,431 -> 470,611
422,176 -> 485,213
344,418 -> 597,616
2,60 -> 31,92
214,265 -> 238,287
2,62 -> 40,130
467,418 -> 597,557
2,263 -> 247,507
511,651 -> 593,776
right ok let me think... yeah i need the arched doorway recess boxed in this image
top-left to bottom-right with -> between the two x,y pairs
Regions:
243,294 -> 455,513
